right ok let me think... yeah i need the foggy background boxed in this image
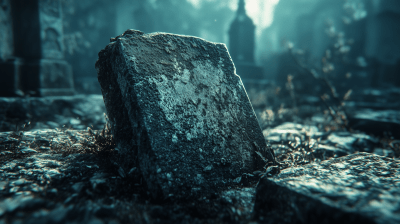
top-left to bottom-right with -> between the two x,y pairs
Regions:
1,0 -> 399,96
58,0 -> 400,94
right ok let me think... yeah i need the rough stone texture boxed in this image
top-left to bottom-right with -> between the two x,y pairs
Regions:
0,130 -> 260,224
254,152 -> 400,224
96,29 -> 275,199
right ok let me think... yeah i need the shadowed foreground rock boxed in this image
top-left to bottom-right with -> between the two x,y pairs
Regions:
254,152 -> 400,224
95,29 -> 275,199
0,130 -> 258,223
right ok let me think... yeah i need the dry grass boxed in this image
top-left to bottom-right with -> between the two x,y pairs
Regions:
49,114 -> 116,156
0,114 -> 116,164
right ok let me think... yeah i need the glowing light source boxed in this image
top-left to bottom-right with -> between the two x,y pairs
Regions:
187,0 -> 280,34
245,0 -> 280,30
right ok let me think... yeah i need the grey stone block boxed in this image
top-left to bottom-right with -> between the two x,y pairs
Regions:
349,109 -> 400,138
254,152 -> 400,224
96,29 -> 275,199
20,59 -> 75,96
11,0 -> 66,60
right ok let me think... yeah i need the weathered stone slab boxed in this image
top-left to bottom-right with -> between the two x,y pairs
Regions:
349,109 -> 400,138
95,29 -> 275,199
254,152 -> 400,224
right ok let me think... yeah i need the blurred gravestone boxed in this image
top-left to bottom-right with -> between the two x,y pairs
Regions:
0,0 -> 74,96
0,0 -> 22,96
0,0 -> 13,60
366,0 -> 400,86
96,29 -> 275,199
228,0 -> 265,89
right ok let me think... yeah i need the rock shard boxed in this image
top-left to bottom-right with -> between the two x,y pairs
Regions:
254,152 -> 400,224
95,29 -> 275,199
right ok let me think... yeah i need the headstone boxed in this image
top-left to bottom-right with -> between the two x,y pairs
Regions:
0,0 -> 22,96
254,152 -> 400,224
96,29 -> 276,199
0,0 -> 74,97
228,0 -> 255,64
228,0 -> 264,88
0,0 -> 13,60
366,0 -> 400,86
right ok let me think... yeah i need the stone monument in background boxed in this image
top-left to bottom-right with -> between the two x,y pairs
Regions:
0,0 -> 74,97
228,0 -> 264,87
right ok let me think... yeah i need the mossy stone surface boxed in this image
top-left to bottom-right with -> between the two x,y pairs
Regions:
96,30 -> 275,199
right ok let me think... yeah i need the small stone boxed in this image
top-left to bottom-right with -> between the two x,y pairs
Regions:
72,182 -> 85,193
44,174 -> 51,180
44,169 -> 61,178
0,151 -> 12,155
0,181 -> 7,191
39,146 -> 51,151
30,183 -> 41,193
203,165 -> 213,172
10,178 -> 30,186
90,173 -> 108,190
118,167 -> 126,178
0,195 -> 36,216
233,176 -> 241,184
47,188 -> 58,195
128,167 -> 137,175
69,118 -> 81,125
9,186 -> 19,193
3,162 -> 16,171
64,193 -> 78,204
45,161 -> 62,168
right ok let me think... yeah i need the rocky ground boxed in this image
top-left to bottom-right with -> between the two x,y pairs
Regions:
0,86 -> 399,223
